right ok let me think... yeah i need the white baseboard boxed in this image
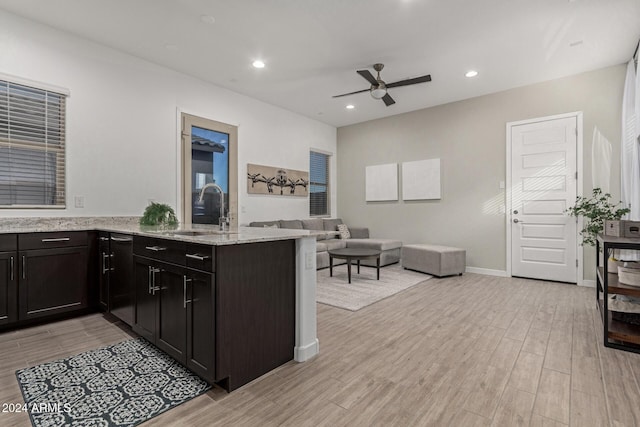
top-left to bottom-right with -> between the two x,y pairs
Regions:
294,339 -> 319,362
465,266 -> 508,277
580,279 -> 596,288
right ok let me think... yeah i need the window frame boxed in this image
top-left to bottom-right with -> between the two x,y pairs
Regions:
0,75 -> 69,209
309,150 -> 330,217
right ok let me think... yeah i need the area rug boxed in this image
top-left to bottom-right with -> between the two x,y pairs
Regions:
316,264 -> 432,311
15,337 -> 211,427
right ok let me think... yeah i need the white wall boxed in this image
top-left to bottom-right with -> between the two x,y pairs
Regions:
0,10 -> 337,223
337,65 -> 626,280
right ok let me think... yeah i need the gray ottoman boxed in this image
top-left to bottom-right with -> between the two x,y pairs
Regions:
402,244 -> 465,277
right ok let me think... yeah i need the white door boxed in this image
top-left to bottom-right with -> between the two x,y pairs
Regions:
510,116 -> 578,283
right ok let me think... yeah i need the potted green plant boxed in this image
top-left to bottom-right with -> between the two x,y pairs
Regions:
566,188 -> 629,246
140,202 -> 178,228
566,188 -> 630,272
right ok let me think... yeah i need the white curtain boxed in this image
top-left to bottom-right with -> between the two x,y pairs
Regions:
621,60 -> 640,220
620,60 -> 640,260
592,126 -> 612,193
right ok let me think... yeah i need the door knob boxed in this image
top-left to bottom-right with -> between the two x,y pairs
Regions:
513,210 -> 518,214
513,219 -> 519,223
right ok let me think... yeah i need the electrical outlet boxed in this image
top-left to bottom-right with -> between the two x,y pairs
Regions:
74,196 -> 85,208
305,252 -> 314,270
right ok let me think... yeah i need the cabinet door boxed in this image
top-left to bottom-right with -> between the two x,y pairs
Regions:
186,269 -> 215,382
155,263 -> 187,363
110,234 -> 134,326
0,251 -> 18,326
133,256 -> 156,342
97,233 -> 110,312
19,247 -> 88,321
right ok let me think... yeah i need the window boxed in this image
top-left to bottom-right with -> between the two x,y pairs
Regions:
0,79 -> 67,207
310,150 -> 330,216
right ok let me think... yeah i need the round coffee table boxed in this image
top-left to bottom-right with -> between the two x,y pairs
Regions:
327,248 -> 381,284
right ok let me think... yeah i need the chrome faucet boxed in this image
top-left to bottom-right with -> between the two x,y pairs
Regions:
197,183 -> 228,230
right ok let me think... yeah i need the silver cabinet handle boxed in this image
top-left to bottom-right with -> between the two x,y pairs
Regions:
22,255 -> 26,280
102,252 -> 114,274
10,256 -> 14,281
99,236 -> 109,241
183,276 -> 192,308
186,253 -> 209,261
102,252 -> 108,274
145,246 -> 167,252
111,236 -> 132,242
150,267 -> 161,295
148,265 -> 152,294
42,237 -> 71,242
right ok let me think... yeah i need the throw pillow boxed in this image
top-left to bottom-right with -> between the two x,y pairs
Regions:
336,223 -> 351,239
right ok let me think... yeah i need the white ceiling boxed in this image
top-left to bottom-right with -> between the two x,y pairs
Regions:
1,0 -> 639,128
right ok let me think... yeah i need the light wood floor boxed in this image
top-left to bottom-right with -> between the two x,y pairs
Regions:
1,273 -> 640,426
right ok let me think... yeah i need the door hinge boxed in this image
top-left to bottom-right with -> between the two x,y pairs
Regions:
576,259 -> 579,267
575,171 -> 578,180
575,127 -> 578,136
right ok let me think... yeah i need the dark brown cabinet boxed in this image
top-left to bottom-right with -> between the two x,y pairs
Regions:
216,240 -> 295,391
0,234 -> 18,326
97,233 -> 110,311
99,232 -> 134,325
18,232 -> 89,321
133,237 -> 216,383
133,257 -> 189,362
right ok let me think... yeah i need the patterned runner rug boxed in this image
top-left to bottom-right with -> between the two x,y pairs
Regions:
15,337 -> 210,427
316,263 -> 432,311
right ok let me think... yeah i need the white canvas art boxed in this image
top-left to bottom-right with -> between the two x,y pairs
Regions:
365,163 -> 398,201
402,158 -> 441,200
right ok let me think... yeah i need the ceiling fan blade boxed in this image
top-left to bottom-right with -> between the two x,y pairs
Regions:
386,74 -> 432,89
382,93 -> 395,106
357,69 -> 378,85
332,88 -> 370,98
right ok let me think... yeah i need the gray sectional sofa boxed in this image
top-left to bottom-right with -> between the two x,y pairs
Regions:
249,218 -> 402,270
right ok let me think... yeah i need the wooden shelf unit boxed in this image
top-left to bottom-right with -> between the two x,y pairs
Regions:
596,234 -> 640,353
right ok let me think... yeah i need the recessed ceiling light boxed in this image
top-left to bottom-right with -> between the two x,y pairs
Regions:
165,44 -> 178,51
465,70 -> 478,78
200,15 -> 215,24
252,60 -> 265,69
346,104 -> 355,110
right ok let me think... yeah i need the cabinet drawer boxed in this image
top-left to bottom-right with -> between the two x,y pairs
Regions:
0,234 -> 17,251
19,232 -> 88,250
134,236 -> 186,265
186,243 -> 215,272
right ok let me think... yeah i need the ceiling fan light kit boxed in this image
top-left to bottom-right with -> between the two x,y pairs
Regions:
370,85 -> 387,99
333,63 -> 431,107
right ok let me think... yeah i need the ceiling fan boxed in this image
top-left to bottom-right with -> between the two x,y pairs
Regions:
333,63 -> 432,106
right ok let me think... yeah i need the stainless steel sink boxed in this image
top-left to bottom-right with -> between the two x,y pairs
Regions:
163,230 -> 237,236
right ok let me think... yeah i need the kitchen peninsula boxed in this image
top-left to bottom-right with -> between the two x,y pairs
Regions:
0,217 -> 320,391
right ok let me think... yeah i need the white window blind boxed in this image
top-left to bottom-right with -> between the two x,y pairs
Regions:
310,151 -> 329,216
0,79 -> 67,207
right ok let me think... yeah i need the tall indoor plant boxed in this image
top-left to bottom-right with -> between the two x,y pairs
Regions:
566,188 -> 629,247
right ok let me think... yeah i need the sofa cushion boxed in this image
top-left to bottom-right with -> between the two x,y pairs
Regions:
316,242 -> 328,252
346,238 -> 402,251
324,239 -> 347,251
323,218 -> 343,231
302,218 -> 324,230
279,219 -> 303,229
336,224 -> 351,239
249,221 -> 280,228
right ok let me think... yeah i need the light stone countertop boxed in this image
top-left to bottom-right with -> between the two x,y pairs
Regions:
0,217 -> 329,246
